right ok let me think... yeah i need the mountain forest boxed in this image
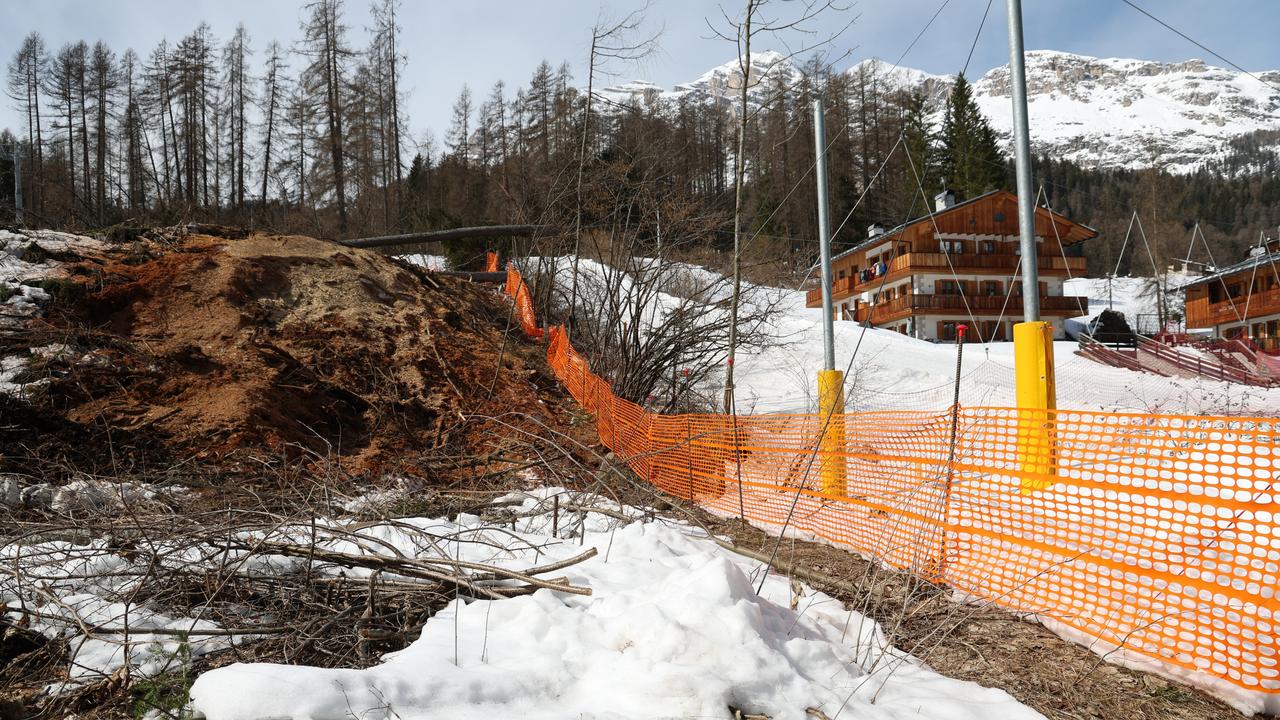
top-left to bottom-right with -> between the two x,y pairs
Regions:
3,0 -> 1279,280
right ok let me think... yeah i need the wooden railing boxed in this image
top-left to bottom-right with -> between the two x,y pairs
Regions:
1136,336 -> 1277,387
1185,286 -> 1280,328
806,253 -> 1086,307
853,293 -> 1089,324
1077,334 -> 1156,374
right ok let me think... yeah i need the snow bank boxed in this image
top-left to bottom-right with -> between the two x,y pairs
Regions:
0,476 -> 179,513
504,255 -> 1278,415
188,488 -> 1040,720
1063,273 -> 1194,333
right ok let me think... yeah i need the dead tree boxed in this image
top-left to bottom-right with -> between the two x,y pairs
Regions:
259,41 -> 285,209
709,0 -> 852,413
302,0 -> 352,233
565,5 -> 661,325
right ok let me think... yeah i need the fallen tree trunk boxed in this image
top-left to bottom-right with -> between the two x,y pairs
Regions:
431,271 -> 507,283
341,225 -> 550,249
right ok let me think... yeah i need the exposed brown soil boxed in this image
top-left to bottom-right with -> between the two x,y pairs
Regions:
8,231 -> 583,478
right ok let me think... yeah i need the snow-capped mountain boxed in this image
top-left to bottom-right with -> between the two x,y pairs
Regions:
972,51 -> 1280,172
598,50 -> 801,109
597,50 -> 1280,173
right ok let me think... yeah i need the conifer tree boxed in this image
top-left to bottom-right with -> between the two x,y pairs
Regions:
900,89 -> 939,206
938,74 -> 1004,200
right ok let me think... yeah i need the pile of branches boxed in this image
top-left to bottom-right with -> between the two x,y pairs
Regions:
0,471 -> 605,718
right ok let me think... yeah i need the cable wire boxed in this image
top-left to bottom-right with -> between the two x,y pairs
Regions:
1118,0 -> 1280,95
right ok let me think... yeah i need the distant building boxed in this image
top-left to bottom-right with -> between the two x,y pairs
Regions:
1182,244 -> 1280,349
806,189 -> 1096,341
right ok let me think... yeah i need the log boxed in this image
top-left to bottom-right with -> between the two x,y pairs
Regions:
341,225 -> 550,249
431,271 -> 507,283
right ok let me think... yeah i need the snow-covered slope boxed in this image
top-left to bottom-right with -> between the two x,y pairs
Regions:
973,51 -> 1280,172
526,256 -> 1280,416
732,280 -> 1280,417
599,50 -> 801,109
598,50 -> 1280,172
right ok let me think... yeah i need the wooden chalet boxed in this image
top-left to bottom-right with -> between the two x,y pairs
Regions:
1182,244 -> 1280,349
806,189 -> 1095,341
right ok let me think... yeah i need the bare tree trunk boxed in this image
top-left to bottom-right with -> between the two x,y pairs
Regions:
566,35 -> 597,326
724,2 -> 754,414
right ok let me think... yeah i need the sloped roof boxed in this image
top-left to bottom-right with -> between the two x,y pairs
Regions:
825,189 -> 1099,267
1177,249 -> 1280,291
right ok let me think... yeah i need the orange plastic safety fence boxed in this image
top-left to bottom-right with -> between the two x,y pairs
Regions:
485,251 -> 500,272
505,265 -> 543,340
510,267 -> 1280,697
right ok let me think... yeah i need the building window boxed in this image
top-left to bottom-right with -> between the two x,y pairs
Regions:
980,240 -> 996,254
983,280 -> 1001,296
940,239 -> 965,254
938,280 -> 963,295
939,322 -> 959,341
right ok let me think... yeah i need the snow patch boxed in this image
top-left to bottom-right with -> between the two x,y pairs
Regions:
188,488 -> 1040,720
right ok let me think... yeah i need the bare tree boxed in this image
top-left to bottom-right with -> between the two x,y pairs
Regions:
370,0 -> 405,220
445,84 -> 472,165
565,5 -> 661,326
119,49 -> 146,210
47,44 -> 82,215
709,0 -> 853,413
6,33 -> 46,215
89,41 -> 118,223
223,24 -> 253,211
302,0 -> 352,233
259,41 -> 286,208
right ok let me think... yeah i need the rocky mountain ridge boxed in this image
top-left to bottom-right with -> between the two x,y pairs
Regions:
598,50 -> 1280,173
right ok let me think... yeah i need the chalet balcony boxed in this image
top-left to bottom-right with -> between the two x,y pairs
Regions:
1185,287 -> 1280,329
804,252 -> 1086,307
851,293 -> 1089,325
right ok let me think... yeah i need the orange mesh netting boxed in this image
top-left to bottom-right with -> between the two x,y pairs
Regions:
506,266 -> 1280,698
505,265 -> 543,340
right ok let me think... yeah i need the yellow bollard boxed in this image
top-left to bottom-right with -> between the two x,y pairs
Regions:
1013,321 -> 1057,492
817,369 -> 848,496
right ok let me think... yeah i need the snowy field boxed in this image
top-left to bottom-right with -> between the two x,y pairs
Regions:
734,276 -> 1280,417
399,253 -> 450,271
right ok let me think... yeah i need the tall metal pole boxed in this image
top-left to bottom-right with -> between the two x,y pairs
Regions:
1006,0 -> 1039,321
813,94 -> 836,371
813,92 -> 846,497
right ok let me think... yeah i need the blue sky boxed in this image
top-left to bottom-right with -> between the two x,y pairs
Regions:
2,0 -> 1278,149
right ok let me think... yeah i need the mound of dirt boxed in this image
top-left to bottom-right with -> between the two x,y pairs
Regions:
12,231 -> 574,476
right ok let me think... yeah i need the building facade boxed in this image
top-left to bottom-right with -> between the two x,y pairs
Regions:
805,189 -> 1095,342
1182,247 -> 1280,349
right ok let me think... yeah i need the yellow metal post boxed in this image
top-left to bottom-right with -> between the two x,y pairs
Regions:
1013,321 -> 1056,491
817,369 -> 847,496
